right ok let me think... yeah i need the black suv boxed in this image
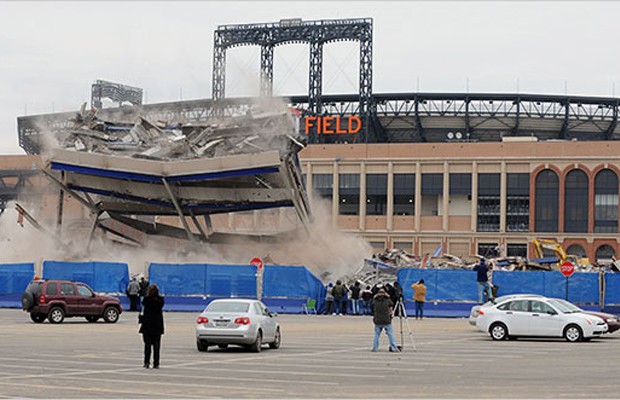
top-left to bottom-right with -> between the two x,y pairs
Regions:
22,279 -> 122,324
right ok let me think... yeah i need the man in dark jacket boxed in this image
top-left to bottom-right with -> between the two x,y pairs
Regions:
474,257 -> 493,304
371,288 -> 400,352
331,280 -> 347,315
138,276 -> 149,312
139,285 -> 165,369
349,282 -> 361,315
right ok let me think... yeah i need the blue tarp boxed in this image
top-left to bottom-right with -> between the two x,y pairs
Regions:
398,268 -> 600,304
148,263 -> 325,312
0,263 -> 34,295
605,273 -> 620,305
42,261 -> 129,293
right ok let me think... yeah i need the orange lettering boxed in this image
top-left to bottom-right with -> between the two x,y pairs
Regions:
304,116 -> 317,135
336,116 -> 347,134
323,116 -> 335,134
348,116 -> 362,134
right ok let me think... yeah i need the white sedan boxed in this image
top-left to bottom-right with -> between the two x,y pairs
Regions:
476,296 -> 608,342
195,299 -> 281,352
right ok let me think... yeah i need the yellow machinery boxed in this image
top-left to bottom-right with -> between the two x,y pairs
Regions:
531,238 -> 590,267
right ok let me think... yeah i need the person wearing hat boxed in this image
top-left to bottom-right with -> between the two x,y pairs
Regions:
371,288 -> 400,352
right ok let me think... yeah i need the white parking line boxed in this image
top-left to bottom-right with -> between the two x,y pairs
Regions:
0,381 -> 207,398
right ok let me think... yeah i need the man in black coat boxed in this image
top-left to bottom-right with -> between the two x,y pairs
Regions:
139,285 -> 165,369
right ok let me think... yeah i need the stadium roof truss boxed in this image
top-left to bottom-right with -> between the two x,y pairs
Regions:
17,92 -> 620,154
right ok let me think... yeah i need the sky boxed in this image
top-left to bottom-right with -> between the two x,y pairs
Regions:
2,1 -> 620,154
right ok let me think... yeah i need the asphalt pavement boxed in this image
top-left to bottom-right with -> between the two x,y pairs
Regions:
0,308 -> 618,398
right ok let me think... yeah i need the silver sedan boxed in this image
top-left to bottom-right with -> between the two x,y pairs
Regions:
195,299 -> 281,353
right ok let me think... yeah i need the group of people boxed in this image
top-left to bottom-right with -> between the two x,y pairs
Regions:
324,280 -> 412,316
127,276 -> 165,369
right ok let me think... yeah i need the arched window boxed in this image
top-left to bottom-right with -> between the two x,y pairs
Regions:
535,170 -> 559,232
566,244 -> 586,257
594,169 -> 618,233
564,169 -> 589,233
595,244 -> 615,263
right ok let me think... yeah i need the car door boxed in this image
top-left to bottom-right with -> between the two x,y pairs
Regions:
528,300 -> 562,337
60,283 -> 80,315
77,284 -> 100,315
501,300 -> 531,335
258,301 -> 277,341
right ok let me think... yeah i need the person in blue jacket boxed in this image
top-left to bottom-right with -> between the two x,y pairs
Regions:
474,258 -> 493,304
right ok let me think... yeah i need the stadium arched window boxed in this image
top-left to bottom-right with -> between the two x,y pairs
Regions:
595,244 -> 615,263
566,244 -> 586,257
594,169 -> 618,233
535,169 -> 559,232
564,169 -> 589,233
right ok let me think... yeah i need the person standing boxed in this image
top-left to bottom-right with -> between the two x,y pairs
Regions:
126,278 -> 140,312
411,279 -> 427,320
474,257 -> 493,304
324,283 -> 334,315
349,282 -> 361,315
371,288 -> 400,352
138,276 -> 149,311
361,285 -> 374,315
331,280 -> 346,315
139,285 -> 165,369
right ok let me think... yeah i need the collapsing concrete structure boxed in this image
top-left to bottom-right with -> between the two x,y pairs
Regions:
41,105 -> 312,247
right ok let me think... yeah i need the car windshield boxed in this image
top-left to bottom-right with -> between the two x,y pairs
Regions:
547,299 -> 581,314
206,302 -> 250,313
549,299 -> 582,313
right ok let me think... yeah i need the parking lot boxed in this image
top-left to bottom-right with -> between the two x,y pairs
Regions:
0,308 -> 618,398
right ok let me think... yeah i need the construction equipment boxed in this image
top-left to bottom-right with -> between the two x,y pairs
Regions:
531,238 -> 590,267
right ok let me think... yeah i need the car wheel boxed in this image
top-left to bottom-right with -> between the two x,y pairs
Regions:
564,324 -> 583,342
217,344 -> 228,349
269,328 -> 281,349
197,340 -> 208,352
22,292 -> 35,311
48,307 -> 65,324
250,331 -> 263,353
86,316 -> 99,323
30,313 -> 45,323
489,322 -> 508,340
102,307 -> 119,323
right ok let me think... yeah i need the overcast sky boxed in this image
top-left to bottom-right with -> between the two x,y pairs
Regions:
1,1 -> 620,153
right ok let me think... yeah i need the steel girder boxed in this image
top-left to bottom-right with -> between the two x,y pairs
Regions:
18,92 -> 620,154
210,18 -> 373,141
91,80 -> 143,110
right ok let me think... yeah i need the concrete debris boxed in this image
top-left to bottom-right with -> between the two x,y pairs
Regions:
59,103 -> 305,161
348,247 -> 614,285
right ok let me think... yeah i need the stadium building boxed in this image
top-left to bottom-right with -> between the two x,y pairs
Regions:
4,19 -> 620,263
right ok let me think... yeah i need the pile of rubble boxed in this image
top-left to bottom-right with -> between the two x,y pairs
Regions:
349,247 -> 618,285
57,103 -> 304,160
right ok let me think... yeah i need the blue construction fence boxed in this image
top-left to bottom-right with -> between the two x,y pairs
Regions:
149,263 -> 324,313
1,262 -> 620,315
398,268 -> 620,306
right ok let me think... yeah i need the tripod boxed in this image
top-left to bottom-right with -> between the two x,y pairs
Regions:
394,298 -> 416,351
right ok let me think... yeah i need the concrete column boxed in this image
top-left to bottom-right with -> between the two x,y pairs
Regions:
387,162 -> 394,231
471,162 -> 478,232
500,161 -> 507,233
305,163 -> 313,195
332,162 -> 339,228
415,162 -> 422,231
443,161 -> 449,232
360,163 -> 366,231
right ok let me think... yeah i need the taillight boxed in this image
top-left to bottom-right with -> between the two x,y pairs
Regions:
478,310 -> 484,315
234,317 -> 250,325
39,295 -> 46,304
196,316 -> 209,324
